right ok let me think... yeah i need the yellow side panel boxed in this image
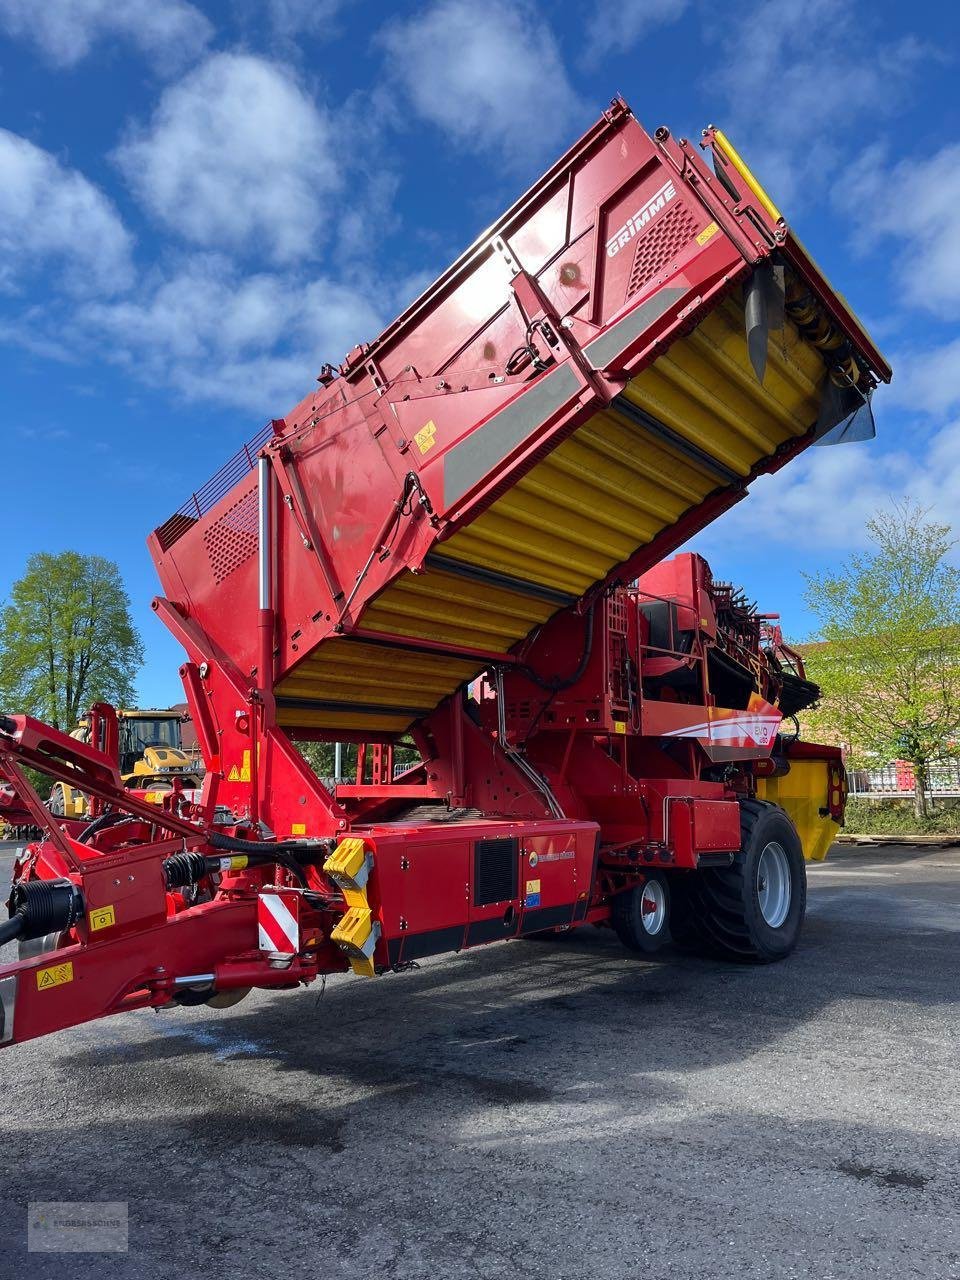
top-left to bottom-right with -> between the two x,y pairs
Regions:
277,640 -> 477,709
361,567 -> 556,650
274,637 -> 483,735
758,761 -> 840,862
275,706 -> 413,734
275,291 -> 832,736
622,301 -> 823,476
437,405 -> 720,595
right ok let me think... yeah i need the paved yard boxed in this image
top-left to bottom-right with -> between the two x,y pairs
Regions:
0,841 -> 958,1279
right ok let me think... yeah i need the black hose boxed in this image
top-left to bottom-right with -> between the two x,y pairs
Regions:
518,602 -> 595,693
208,832 -> 335,860
78,811 -> 137,843
0,914 -> 24,946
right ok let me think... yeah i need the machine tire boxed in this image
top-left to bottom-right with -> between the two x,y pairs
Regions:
665,873 -> 706,950
612,871 -> 671,953
690,799 -> 806,963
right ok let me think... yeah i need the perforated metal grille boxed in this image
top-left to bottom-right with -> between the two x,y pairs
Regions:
473,837 -> 518,906
155,420 -> 274,552
203,486 -> 258,583
626,204 -> 698,299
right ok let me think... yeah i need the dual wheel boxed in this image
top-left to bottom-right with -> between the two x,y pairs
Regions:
613,800 -> 806,963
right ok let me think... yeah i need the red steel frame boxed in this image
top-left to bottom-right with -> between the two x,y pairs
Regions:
0,100 -> 883,1048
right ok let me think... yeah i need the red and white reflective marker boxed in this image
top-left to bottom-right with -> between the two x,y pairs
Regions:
257,890 -> 300,955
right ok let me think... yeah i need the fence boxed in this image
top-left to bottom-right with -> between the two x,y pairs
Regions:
847,759 -> 960,799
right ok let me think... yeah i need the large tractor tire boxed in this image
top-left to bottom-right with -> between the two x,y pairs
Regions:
684,800 -> 806,963
612,870 -> 671,953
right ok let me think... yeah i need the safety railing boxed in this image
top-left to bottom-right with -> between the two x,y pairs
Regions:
154,421 -> 276,551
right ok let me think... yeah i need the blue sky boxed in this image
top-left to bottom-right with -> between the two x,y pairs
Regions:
1,0 -> 958,708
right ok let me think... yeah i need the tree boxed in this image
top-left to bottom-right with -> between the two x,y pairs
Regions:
802,502 -> 960,819
0,551 -> 143,730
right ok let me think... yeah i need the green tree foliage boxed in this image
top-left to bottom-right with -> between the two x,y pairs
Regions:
0,551 -> 144,730
802,502 -> 960,817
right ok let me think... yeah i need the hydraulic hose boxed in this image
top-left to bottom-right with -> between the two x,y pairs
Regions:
164,833 -> 335,891
0,915 -> 24,946
207,832 -> 335,859
78,811 -> 139,843
518,603 -> 595,693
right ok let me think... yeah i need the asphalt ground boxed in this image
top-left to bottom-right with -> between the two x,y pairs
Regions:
0,839 -> 958,1279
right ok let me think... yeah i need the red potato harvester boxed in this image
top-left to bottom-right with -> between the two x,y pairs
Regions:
0,100 -> 887,1047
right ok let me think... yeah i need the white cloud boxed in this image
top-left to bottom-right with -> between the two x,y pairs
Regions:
699,416 -> 960,555
840,143 -> 960,319
710,0 -> 927,210
584,0 -> 689,66
377,0 -> 587,167
0,129 -> 133,295
114,53 -> 340,263
886,337 -> 960,419
77,255 -> 384,413
0,0 -> 211,69
266,0 -> 352,36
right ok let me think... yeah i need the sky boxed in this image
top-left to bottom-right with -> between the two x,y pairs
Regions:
1,0 -> 958,708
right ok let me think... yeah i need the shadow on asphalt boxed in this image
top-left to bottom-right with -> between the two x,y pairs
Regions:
56,897 -> 960,1098
3,851 -> 960,1280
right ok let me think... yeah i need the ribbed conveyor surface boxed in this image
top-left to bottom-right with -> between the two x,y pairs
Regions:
274,298 -> 826,735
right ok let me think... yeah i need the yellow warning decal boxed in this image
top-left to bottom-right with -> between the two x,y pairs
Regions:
525,879 -> 541,895
696,221 -> 720,246
227,750 -> 253,784
613,720 -> 627,734
89,905 -> 116,933
291,823 -> 306,836
219,855 -> 248,872
414,420 -> 437,455
37,962 -> 73,991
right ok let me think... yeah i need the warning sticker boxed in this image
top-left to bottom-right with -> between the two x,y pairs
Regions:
414,420 -> 437,455
524,878 -> 541,908
696,220 -> 720,246
88,905 -> 116,933
227,750 -> 252,784
37,962 -> 73,991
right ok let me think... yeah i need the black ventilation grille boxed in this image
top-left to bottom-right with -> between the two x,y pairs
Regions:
473,838 -> 519,906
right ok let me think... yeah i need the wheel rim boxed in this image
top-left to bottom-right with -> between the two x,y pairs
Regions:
639,879 -> 666,935
757,842 -> 791,928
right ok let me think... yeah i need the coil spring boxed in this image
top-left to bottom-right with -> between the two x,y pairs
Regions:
785,282 -> 860,385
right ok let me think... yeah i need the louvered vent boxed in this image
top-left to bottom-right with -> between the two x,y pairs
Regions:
203,486 -> 258,584
473,837 -> 519,906
626,204 -> 698,299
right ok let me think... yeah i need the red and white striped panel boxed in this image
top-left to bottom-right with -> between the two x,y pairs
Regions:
258,891 -> 300,955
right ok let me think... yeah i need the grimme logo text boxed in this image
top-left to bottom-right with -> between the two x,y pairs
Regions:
606,180 -> 677,257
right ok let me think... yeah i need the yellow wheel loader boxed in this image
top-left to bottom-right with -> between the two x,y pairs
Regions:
47,708 -> 203,818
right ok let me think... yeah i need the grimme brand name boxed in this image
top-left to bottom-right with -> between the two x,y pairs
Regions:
606,179 -> 677,257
